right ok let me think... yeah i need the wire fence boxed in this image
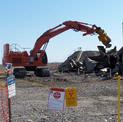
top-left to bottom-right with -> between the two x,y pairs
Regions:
0,81 -> 9,122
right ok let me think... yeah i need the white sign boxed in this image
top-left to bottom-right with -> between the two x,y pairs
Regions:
8,83 -> 16,98
7,75 -> 16,98
48,88 -> 65,111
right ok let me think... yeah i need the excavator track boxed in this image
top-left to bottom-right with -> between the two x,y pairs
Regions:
34,68 -> 50,77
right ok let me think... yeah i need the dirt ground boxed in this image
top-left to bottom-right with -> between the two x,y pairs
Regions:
1,63 -> 123,122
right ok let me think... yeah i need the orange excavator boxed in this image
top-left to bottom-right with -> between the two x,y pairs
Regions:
2,20 -> 112,78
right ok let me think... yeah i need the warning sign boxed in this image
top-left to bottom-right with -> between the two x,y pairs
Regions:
7,75 -> 16,98
48,88 -> 65,111
65,87 -> 77,107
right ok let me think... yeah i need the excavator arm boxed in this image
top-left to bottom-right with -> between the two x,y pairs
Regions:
31,21 -> 111,57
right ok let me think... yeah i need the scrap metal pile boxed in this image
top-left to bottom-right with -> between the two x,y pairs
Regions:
58,46 -> 123,77
58,49 -> 99,73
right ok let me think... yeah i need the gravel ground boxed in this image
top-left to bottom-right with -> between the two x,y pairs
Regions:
7,72 -> 123,122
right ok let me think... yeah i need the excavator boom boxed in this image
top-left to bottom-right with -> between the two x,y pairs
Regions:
31,21 -> 111,57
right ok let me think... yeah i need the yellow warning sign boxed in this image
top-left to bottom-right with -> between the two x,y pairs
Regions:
65,87 -> 77,107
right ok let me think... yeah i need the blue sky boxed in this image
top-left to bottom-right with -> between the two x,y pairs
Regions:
0,0 -> 123,63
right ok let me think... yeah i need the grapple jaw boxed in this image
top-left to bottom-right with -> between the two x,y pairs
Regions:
95,27 -> 112,48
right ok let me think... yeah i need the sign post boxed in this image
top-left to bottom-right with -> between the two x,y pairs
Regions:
117,75 -> 121,122
5,63 -> 16,122
8,98 -> 11,122
115,73 -> 121,122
